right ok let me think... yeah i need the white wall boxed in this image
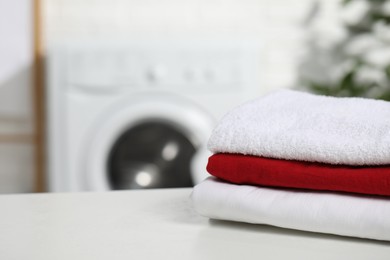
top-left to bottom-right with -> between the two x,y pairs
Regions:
43,0 -> 340,91
0,0 -> 34,193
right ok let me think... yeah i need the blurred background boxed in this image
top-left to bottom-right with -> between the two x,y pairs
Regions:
0,0 -> 389,193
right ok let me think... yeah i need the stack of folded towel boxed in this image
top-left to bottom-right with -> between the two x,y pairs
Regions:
192,90 -> 390,241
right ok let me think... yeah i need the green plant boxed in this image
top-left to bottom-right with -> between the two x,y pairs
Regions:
299,0 -> 390,100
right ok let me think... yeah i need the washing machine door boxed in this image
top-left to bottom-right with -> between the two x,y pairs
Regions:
84,96 -> 213,191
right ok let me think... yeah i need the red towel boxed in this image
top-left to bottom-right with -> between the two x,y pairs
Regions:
207,153 -> 390,196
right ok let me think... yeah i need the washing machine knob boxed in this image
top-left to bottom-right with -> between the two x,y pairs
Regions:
203,68 -> 215,82
146,65 -> 166,83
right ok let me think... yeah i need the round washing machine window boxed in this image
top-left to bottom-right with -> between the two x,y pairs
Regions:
107,121 -> 196,189
84,95 -> 214,191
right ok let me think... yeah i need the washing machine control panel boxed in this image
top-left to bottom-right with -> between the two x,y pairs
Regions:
62,41 -> 259,93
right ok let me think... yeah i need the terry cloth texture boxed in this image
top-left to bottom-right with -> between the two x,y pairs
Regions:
192,177 -> 390,241
208,90 -> 390,165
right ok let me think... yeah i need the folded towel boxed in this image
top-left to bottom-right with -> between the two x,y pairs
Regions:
207,153 -> 390,196
192,177 -> 390,241
208,90 -> 390,165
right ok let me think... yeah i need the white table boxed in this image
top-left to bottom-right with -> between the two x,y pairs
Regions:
0,188 -> 389,259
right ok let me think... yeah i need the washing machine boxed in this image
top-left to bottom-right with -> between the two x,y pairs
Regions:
46,39 -> 261,192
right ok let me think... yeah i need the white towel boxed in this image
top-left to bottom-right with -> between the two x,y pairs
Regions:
208,90 -> 390,165
192,177 -> 390,241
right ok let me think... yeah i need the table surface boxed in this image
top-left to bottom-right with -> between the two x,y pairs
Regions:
0,188 -> 389,259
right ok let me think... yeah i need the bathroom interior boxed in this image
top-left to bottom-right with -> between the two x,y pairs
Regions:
3,0 -> 388,193
1,0 -> 390,258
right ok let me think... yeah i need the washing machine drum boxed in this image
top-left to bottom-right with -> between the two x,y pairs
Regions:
85,98 -> 213,191
108,121 -> 196,189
